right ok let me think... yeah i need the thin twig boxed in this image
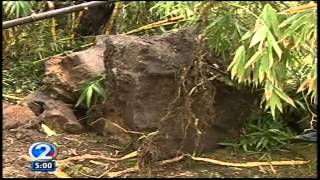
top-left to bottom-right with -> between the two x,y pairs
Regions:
57,151 -> 138,165
79,171 -> 99,178
105,165 -> 139,178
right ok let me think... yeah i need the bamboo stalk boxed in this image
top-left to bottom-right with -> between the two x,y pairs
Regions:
104,2 -> 122,35
282,2 -> 317,14
33,42 -> 94,64
47,1 -> 57,42
124,15 -> 185,35
33,15 -> 184,64
3,94 -> 23,100
70,6 -> 76,46
3,1 -> 118,29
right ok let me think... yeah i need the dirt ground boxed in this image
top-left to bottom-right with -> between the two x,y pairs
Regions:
2,125 -> 317,178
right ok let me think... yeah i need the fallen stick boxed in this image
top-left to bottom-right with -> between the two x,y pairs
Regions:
105,166 -> 140,178
57,151 -> 138,165
187,155 -> 309,167
158,155 -> 185,166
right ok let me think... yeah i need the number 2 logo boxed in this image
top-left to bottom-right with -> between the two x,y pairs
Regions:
35,144 -> 52,160
29,142 -> 57,160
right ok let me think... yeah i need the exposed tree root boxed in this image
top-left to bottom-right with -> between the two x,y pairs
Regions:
187,155 -> 309,167
157,154 -> 310,168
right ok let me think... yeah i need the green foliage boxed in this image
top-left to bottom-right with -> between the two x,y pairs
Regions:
116,1 -> 200,35
203,2 -> 256,58
219,114 -> 296,153
227,2 -> 317,119
3,1 -> 36,19
3,1 -> 95,97
3,60 -> 44,95
75,74 -> 107,109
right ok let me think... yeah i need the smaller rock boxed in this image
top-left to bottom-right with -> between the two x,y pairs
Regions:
22,90 -> 84,134
3,104 -> 38,130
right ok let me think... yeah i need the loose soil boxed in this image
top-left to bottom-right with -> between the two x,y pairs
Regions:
3,125 -> 317,178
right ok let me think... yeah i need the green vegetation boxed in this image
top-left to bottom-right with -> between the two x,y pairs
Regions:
3,1 -> 95,96
219,114 -> 296,153
2,1 -> 317,153
75,74 -> 107,108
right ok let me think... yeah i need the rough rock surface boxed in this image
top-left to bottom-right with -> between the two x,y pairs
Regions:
3,103 -> 39,130
102,29 -> 259,159
22,90 -> 84,133
104,32 -> 195,131
43,36 -> 108,100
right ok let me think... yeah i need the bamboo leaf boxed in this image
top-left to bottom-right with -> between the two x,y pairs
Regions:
244,50 -> 263,69
237,49 -> 247,81
92,83 -> 106,97
75,89 -> 87,107
253,61 -> 260,87
268,7 -> 279,36
294,100 -> 307,111
53,168 -> 72,178
258,53 -> 269,83
297,80 -> 308,93
241,31 -> 253,41
267,34 -> 274,69
249,26 -> 268,48
282,14 -> 308,39
269,93 -> 282,118
274,87 -> 296,108
205,16 -> 224,32
41,124 -> 57,137
264,80 -> 273,101
261,4 -> 279,35
228,45 -> 245,78
9,3 -> 16,17
86,86 -> 93,108
267,32 -> 282,59
278,13 -> 300,28
275,61 -> 286,82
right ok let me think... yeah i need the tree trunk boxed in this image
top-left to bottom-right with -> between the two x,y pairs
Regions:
75,2 -> 115,36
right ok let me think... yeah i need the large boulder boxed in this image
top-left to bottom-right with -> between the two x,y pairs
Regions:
39,27 -> 259,161
101,29 -> 259,160
104,32 -> 194,131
